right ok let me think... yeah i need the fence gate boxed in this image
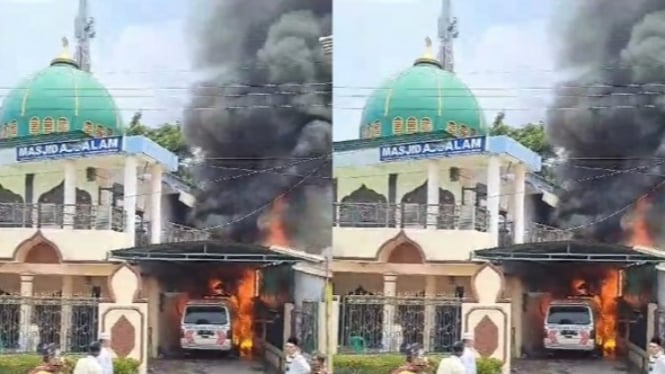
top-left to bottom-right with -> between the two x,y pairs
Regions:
0,295 -> 100,354
290,301 -> 319,354
338,294 -> 462,354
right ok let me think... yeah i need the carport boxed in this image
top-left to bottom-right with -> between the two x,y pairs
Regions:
110,240 -> 325,361
472,240 -> 665,359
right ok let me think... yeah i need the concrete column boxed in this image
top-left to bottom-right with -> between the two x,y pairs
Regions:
149,164 -> 163,244
123,157 -> 138,245
63,160 -> 76,228
512,164 -> 527,244
60,276 -> 73,351
19,274 -> 34,352
656,263 -> 665,340
423,275 -> 436,351
426,160 -> 440,229
382,274 -> 397,352
486,156 -> 501,246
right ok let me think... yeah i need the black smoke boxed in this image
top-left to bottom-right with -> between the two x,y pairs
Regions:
547,0 -> 665,243
183,0 -> 332,253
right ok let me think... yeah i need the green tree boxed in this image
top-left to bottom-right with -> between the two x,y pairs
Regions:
126,112 -> 193,183
490,113 -> 556,181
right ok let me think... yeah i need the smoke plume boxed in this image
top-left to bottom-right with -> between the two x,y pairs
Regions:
183,0 -> 332,253
547,0 -> 665,243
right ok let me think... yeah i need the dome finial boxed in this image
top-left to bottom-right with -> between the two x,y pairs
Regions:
50,36 -> 80,69
413,36 -> 442,69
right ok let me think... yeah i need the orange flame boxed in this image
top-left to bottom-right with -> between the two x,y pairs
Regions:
629,197 -> 653,247
206,271 -> 256,357
264,196 -> 289,247
570,269 -> 620,357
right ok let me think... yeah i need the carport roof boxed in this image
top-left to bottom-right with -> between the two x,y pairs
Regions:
109,240 -> 324,264
473,240 -> 665,263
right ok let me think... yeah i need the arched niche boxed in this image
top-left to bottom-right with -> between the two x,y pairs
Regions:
377,231 -> 425,264
0,184 -> 25,228
400,182 -> 456,228
38,180 -> 93,228
13,231 -> 63,264
339,184 -> 388,227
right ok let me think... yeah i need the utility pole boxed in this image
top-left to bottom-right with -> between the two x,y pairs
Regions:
74,0 -> 96,72
437,0 -> 458,72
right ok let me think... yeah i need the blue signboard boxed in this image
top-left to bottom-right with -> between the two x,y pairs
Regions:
16,136 -> 124,162
379,136 -> 487,162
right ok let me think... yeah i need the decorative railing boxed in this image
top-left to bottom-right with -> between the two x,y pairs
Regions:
333,203 -> 488,231
0,203 -> 124,231
135,221 -> 211,246
499,221 -> 574,245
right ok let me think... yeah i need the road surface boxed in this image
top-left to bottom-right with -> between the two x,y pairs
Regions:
513,358 -> 632,373
149,358 -> 266,374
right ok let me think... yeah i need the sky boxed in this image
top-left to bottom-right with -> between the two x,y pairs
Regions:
0,0 -> 567,141
333,0 -> 567,141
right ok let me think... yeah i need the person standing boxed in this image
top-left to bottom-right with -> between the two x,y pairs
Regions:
460,332 -> 477,374
436,341 -> 466,374
97,332 -> 114,374
284,336 -> 311,374
650,337 -> 665,373
73,341 -> 103,374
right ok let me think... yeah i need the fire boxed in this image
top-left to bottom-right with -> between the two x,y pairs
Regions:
264,196 -> 289,247
628,197 -> 653,247
570,269 -> 620,357
207,270 -> 257,357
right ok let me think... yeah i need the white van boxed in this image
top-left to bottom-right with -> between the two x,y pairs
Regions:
543,299 -> 596,352
180,298 -> 235,353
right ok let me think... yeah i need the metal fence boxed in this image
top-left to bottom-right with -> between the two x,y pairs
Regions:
0,203 -> 123,231
498,221 -> 574,246
333,203 -> 488,231
0,295 -> 100,354
338,295 -> 462,354
290,301 -> 319,354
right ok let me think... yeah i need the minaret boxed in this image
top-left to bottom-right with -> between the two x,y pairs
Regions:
74,0 -> 95,72
437,0 -> 458,72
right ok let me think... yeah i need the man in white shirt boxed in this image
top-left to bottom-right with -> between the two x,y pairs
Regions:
284,336 -> 311,374
649,337 -> 665,373
436,341 -> 465,374
73,341 -> 103,374
460,332 -> 477,374
97,332 -> 114,374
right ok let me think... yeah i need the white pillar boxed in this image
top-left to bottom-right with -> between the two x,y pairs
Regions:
124,157 -> 138,245
382,274 -> 397,352
512,164 -> 526,244
60,276 -> 73,351
19,274 -> 34,352
426,160 -> 440,229
150,164 -> 163,244
63,160 -> 76,228
486,156 -> 501,246
423,275 -> 436,351
656,263 -> 665,340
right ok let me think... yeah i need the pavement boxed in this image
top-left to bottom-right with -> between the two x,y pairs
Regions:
512,358 -> 633,373
148,358 -> 266,374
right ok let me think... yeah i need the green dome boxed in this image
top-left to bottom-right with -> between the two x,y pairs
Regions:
359,54 -> 486,139
0,48 -> 122,143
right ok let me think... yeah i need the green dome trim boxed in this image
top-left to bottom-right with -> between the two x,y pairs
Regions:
0,48 -> 123,145
359,56 -> 486,140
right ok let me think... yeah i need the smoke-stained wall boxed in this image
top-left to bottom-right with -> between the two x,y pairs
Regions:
547,0 -> 665,243
183,0 -> 332,254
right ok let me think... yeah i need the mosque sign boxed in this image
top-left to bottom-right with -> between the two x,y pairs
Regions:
16,136 -> 124,162
379,136 -> 487,162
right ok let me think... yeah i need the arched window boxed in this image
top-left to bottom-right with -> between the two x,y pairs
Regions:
83,121 -> 94,136
43,117 -> 55,134
95,124 -> 105,138
420,117 -> 433,132
105,127 -> 114,136
459,125 -> 469,137
371,121 -> 382,137
29,117 -> 41,135
446,121 -> 458,136
469,127 -> 477,136
8,121 -> 18,137
406,116 -> 418,134
392,117 -> 404,135
57,117 -> 70,133
0,125 -> 6,139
